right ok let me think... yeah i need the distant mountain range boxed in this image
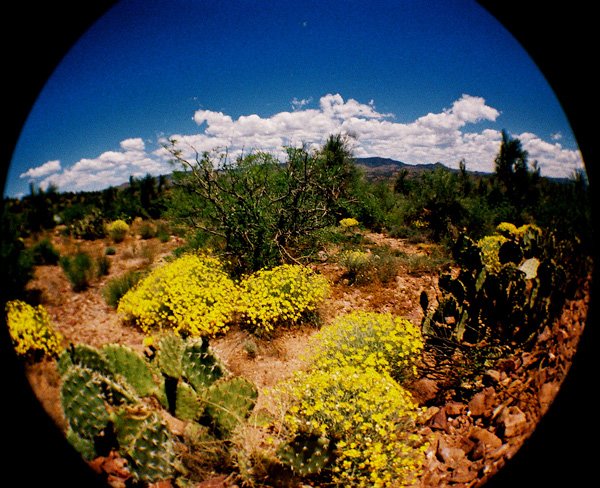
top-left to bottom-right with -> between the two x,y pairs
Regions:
354,157 -> 571,183
354,157 -> 466,179
357,156 -> 447,169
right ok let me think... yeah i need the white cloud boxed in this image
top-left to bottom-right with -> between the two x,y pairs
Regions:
120,137 -> 146,152
182,93 -> 581,178
19,159 -> 61,180
37,138 -> 172,192
291,97 -> 312,111
22,93 -> 586,193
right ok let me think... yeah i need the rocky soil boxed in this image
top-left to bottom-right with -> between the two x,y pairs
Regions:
17,230 -> 591,487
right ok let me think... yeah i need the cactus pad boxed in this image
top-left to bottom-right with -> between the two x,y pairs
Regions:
182,338 -> 225,391
119,411 -> 176,482
277,434 -> 332,476
175,380 -> 205,421
61,365 -> 111,440
156,334 -> 184,379
205,376 -> 258,437
103,343 -> 159,397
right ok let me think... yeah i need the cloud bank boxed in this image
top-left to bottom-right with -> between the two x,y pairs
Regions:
23,94 -> 585,193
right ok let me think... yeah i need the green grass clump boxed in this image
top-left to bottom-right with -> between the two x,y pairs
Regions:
60,252 -> 93,291
30,238 -> 60,265
103,269 -> 145,308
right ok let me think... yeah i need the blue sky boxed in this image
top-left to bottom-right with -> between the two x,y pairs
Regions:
5,0 -> 585,197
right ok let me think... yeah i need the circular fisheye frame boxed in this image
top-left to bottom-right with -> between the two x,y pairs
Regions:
2,2 -> 595,487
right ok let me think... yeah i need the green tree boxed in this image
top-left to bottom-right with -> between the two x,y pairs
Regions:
166,135 -> 358,274
0,206 -> 34,305
491,130 -> 541,218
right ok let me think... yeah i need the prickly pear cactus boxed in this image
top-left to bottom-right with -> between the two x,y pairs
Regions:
205,376 -> 258,437
58,336 -> 260,484
115,408 -> 176,482
103,343 -> 160,397
277,434 -> 332,476
175,380 -> 205,421
182,338 -> 225,391
65,427 -> 97,461
58,343 -> 113,376
156,334 -> 184,379
61,365 -> 112,443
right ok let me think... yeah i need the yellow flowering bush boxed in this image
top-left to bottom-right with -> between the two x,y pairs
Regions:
477,234 -> 507,273
495,221 -> 519,237
478,223 -> 543,272
117,253 -> 238,336
238,264 -> 329,333
307,311 -> 423,383
339,217 -> 359,229
106,219 -> 129,242
517,223 -> 542,238
277,365 -> 426,487
5,300 -> 63,359
338,249 -> 372,284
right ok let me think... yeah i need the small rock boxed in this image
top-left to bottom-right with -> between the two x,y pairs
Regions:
538,382 -> 559,415
436,437 -> 466,467
469,426 -> 503,459
497,357 -> 518,372
450,465 -> 478,483
196,476 -> 230,488
410,377 -> 439,403
538,325 -> 552,342
483,369 -> 502,385
421,406 -> 440,424
430,407 -> 449,432
107,474 -> 128,488
445,401 -> 465,417
148,481 -> 174,488
468,387 -> 496,417
489,442 -> 511,460
469,426 -> 503,449
497,406 -> 528,438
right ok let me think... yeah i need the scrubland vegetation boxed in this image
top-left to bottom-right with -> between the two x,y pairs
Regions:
1,131 -> 592,486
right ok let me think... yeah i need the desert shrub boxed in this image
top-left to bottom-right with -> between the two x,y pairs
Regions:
95,255 -> 111,277
338,249 -> 372,284
60,252 -> 93,291
1,208 -> 35,304
105,246 -> 116,256
30,238 -> 60,265
68,208 -> 106,240
393,244 -> 452,276
102,270 -> 145,308
237,264 -> 329,334
307,311 -> 423,384
167,135 -> 360,274
338,249 -> 400,285
275,365 -> 426,487
117,253 -> 238,336
5,300 -> 63,359
106,219 -> 129,243
495,221 -> 519,237
339,217 -> 359,229
138,220 -> 157,239
157,224 -> 171,243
